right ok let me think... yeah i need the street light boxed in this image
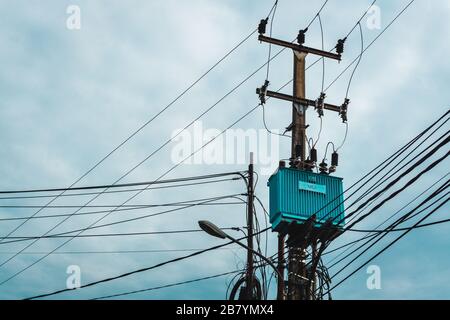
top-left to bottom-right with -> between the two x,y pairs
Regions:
198,220 -> 284,286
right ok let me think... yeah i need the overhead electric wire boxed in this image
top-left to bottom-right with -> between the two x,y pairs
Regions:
344,134 -> 449,228
24,228 -> 270,300
0,195 -> 245,246
322,188 -> 449,297
324,173 -> 450,264
261,0 -> 331,139
267,110 -> 448,276
347,216 -> 450,233
314,180 -> 449,297
328,190 -> 449,271
0,178 -> 241,201
272,111 -> 449,294
324,0 -> 416,93
0,24 -> 259,240
0,198 -> 244,225
0,247 -> 243,256
318,13 -> 325,93
93,269 -> 243,300
265,0 -> 278,81
0,172 -> 243,195
0,193 -> 246,217
335,122 -> 348,152
3,0 -> 426,296
304,0 -> 330,30
343,0 -> 377,40
0,78 -> 294,284
0,227 -> 243,241
0,202 -> 243,210
344,22 -> 363,99
95,258 -> 274,301
0,2 -> 286,267
316,112 -> 449,229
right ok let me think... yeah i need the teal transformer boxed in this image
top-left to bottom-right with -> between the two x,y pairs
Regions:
268,167 -> 345,232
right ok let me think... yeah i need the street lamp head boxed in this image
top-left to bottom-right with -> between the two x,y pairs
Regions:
198,220 -> 228,239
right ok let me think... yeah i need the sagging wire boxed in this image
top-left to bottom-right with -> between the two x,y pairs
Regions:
336,121 -> 349,152
332,22 -> 361,153
319,141 -> 335,174
259,1 -> 291,140
345,22 -> 364,100
305,0 -> 330,30
265,0 -> 279,82
261,103 -> 291,138
318,13 -> 325,94
312,116 -> 323,149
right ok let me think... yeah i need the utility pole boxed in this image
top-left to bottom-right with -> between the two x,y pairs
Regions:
256,28 -> 345,300
288,51 -> 308,300
246,152 -> 255,299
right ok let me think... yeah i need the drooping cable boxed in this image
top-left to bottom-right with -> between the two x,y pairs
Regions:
24,228 -> 270,300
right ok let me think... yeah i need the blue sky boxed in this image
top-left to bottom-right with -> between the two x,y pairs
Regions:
0,0 -> 448,300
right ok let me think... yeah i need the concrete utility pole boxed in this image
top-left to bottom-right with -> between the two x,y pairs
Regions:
256,31 -> 344,300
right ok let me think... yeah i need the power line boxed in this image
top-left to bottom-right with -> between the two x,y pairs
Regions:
0,247 -> 243,256
323,189 -> 449,297
0,42 -> 285,262
344,135 -> 449,228
344,22 -> 363,99
94,259 -> 274,301
0,178 -> 241,201
24,228 -> 270,300
346,216 -> 450,233
92,270 -> 243,300
0,25 -> 258,239
0,1 -> 283,258
0,193 -> 245,214
324,173 -> 450,264
317,112 -> 448,228
343,0 -> 377,39
305,0 -> 330,30
0,78 -> 294,283
0,228 -> 242,241
314,180 -> 449,296
0,195 -> 245,245
324,0 -> 416,92
0,199 -> 244,227
0,172 -> 244,195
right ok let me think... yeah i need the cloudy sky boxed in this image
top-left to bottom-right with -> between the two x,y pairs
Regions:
0,0 -> 448,300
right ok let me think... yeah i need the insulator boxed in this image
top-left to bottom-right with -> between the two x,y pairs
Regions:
336,38 -> 346,55
319,161 -> 328,174
310,148 -> 317,162
297,28 -> 308,45
258,19 -> 268,34
316,92 -> 326,117
279,160 -> 286,168
329,165 -> 337,174
257,80 -> 270,104
340,98 -> 349,123
331,151 -> 339,166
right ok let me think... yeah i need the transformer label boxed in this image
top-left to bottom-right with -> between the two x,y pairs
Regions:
298,181 -> 327,195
